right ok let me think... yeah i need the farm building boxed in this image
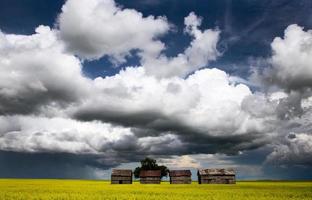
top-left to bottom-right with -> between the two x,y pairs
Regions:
169,170 -> 192,184
197,168 -> 236,184
139,170 -> 161,184
111,169 -> 133,184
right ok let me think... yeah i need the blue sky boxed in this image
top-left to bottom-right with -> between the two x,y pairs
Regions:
0,0 -> 312,180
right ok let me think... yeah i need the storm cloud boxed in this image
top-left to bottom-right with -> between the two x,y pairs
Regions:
0,0 -> 312,179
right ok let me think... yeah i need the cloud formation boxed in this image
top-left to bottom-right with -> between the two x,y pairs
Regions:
0,26 -> 90,115
58,0 -> 169,63
142,12 -> 220,78
75,67 -> 254,136
266,24 -> 312,90
255,24 -> 312,169
266,133 -> 312,166
0,115 -> 134,154
0,0 -> 312,179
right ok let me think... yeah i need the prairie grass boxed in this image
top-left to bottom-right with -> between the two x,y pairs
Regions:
0,179 -> 311,200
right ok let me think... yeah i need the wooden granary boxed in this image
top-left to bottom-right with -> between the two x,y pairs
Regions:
139,170 -> 161,184
111,169 -> 133,184
169,170 -> 192,184
197,168 -> 236,184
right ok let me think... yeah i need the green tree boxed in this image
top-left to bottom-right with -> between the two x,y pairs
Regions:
134,157 -> 169,179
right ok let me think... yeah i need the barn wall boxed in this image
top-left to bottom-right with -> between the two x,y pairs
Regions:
170,176 -> 191,184
140,177 -> 161,184
111,176 -> 133,181
199,175 -> 235,184
111,176 -> 132,184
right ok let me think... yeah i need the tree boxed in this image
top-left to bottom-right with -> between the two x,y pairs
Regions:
134,157 -> 169,179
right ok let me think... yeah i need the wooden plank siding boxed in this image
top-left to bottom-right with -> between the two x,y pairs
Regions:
170,176 -> 192,184
198,169 -> 236,184
111,169 -> 133,184
140,177 -> 161,184
169,170 -> 192,184
139,170 -> 161,184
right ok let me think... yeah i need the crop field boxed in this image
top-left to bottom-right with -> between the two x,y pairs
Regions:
0,179 -> 311,200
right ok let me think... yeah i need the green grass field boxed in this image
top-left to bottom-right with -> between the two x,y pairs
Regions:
0,179 -> 311,200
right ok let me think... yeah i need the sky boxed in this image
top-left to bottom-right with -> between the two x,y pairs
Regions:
0,0 -> 312,180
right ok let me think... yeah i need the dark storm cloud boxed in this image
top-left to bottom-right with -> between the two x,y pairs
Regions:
74,105 -> 270,156
263,165 -> 312,180
74,109 -> 168,129
0,151 -> 111,179
74,108 -> 218,141
275,92 -> 305,120
0,86 -> 79,115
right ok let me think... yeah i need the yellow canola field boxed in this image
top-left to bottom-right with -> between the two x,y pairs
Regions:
0,179 -> 311,200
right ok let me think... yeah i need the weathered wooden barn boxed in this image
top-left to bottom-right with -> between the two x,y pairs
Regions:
169,170 -> 192,184
197,168 -> 236,184
139,170 -> 161,184
111,169 -> 133,184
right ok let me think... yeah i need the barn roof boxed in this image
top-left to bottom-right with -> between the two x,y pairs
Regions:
169,170 -> 192,177
198,168 -> 235,176
111,169 -> 132,177
139,170 -> 161,177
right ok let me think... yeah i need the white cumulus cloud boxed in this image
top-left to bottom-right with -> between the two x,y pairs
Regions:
264,24 -> 312,90
58,0 -> 169,63
0,26 -> 91,115
142,12 -> 220,78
